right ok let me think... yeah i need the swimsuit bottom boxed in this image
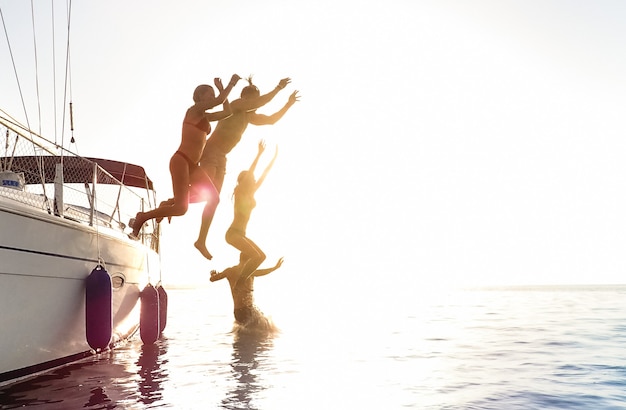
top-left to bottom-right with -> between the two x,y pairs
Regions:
173,150 -> 197,172
199,142 -> 227,170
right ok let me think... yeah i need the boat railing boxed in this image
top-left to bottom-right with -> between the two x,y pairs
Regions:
0,121 -> 159,251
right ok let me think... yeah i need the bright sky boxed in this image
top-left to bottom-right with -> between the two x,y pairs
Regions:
2,1 -> 626,287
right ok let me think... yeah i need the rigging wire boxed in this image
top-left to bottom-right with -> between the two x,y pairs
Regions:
52,0 -> 58,147
0,5 -> 48,195
61,0 -> 76,154
30,0 -> 43,140
28,2 -> 49,195
0,7 -> 34,139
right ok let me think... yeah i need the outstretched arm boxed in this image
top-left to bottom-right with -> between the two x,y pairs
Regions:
233,77 -> 291,112
254,145 -> 278,191
249,90 -> 300,125
209,269 -> 227,282
204,99 -> 232,122
248,140 -> 266,174
253,257 -> 284,277
210,265 -> 240,282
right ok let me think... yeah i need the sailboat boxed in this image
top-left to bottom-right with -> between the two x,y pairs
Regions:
0,3 -> 165,386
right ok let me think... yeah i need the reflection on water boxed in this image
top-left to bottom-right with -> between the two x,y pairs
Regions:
0,358 -> 102,408
221,327 -> 276,410
0,288 -> 283,409
2,287 -> 625,408
136,340 -> 167,406
84,387 -> 114,409
0,337 -> 170,409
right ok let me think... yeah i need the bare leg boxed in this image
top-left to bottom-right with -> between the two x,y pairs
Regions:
130,154 -> 190,239
130,200 -> 189,238
225,230 -> 265,287
236,251 -> 265,287
194,196 -> 219,259
193,164 -> 224,259
155,198 -> 175,223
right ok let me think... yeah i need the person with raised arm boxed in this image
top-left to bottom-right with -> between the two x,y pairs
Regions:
223,140 -> 277,289
129,74 -> 241,239
192,76 -> 299,259
210,254 -> 284,327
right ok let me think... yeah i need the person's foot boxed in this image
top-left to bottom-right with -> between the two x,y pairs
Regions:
194,240 -> 213,260
128,213 -> 144,240
155,199 -> 175,223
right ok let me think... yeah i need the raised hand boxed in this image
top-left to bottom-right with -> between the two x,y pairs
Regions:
214,77 -> 224,92
288,90 -> 300,105
257,139 -> 266,154
229,74 -> 242,86
277,77 -> 291,90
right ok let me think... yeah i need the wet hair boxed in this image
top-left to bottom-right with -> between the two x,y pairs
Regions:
193,84 -> 213,102
240,76 -> 260,99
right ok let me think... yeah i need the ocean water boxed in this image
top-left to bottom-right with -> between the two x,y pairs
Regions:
1,282 -> 626,409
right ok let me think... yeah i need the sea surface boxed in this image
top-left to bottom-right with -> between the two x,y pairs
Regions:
1,282 -> 626,409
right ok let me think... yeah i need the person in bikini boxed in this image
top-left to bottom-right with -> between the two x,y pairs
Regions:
129,74 -> 241,239
192,76 -> 299,259
210,253 -> 284,326
222,139 -> 277,292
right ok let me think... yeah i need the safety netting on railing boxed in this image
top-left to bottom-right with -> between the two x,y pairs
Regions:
0,123 -> 159,251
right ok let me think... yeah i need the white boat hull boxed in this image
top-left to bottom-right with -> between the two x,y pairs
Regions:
0,195 -> 159,385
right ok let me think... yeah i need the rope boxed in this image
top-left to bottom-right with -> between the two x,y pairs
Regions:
92,162 -> 103,266
146,246 -> 152,285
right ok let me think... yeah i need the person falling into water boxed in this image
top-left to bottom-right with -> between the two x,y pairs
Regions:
210,140 -> 280,328
210,253 -> 284,328
224,140 -> 278,290
129,75 -> 241,239
192,76 -> 299,260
